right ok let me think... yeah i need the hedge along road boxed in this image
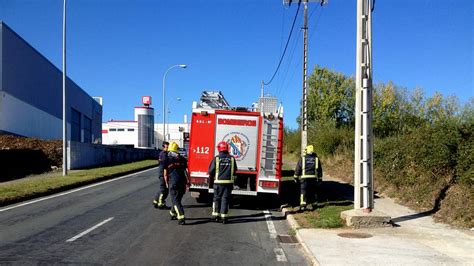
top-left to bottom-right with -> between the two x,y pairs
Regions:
0,167 -> 309,265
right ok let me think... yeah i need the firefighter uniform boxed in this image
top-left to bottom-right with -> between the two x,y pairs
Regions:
208,141 -> 237,224
153,142 -> 169,209
294,145 -> 322,211
165,142 -> 190,225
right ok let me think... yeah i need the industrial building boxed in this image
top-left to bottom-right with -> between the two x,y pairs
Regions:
0,21 -> 102,142
102,96 -> 190,149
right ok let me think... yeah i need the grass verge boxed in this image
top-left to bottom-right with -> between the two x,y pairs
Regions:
282,155 -> 354,229
0,160 -> 157,206
292,201 -> 353,229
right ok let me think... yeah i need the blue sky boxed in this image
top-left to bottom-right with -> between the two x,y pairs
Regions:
1,0 -> 472,129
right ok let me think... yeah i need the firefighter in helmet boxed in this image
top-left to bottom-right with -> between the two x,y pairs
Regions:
164,142 -> 190,225
294,145 -> 322,211
208,141 -> 237,224
153,141 -> 169,209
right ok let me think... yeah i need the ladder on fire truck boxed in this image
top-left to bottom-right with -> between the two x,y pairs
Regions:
258,96 -> 282,179
199,91 -> 230,109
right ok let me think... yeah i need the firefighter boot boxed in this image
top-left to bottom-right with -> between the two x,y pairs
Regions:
212,216 -> 220,223
222,217 -> 228,224
153,200 -> 159,209
178,219 -> 186,225
298,204 -> 306,213
169,210 -> 177,220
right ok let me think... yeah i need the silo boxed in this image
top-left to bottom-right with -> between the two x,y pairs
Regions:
135,106 -> 154,148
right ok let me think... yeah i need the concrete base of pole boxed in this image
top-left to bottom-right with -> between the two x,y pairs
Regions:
341,209 -> 391,228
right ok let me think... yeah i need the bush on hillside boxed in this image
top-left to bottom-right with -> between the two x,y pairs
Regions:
285,65 -> 474,228
374,123 -> 460,210
433,184 -> 474,228
455,118 -> 474,187
308,125 -> 353,157
284,128 -> 301,155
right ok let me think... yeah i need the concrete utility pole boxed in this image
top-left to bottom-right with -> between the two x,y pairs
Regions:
342,0 -> 389,228
62,0 -> 67,176
354,0 -> 374,211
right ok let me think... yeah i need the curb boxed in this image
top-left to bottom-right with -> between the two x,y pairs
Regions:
0,165 -> 158,207
282,207 -> 320,266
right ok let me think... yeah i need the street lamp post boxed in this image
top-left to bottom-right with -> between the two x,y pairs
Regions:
162,64 -> 187,144
62,0 -> 67,176
166,97 -> 181,140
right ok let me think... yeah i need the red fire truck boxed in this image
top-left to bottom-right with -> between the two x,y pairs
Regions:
187,91 -> 284,200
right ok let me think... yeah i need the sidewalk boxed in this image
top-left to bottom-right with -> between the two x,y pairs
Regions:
285,179 -> 474,265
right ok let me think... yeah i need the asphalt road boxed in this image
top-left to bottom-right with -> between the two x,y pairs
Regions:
0,168 -> 309,265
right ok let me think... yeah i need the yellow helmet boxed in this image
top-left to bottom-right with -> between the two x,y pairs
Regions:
305,145 -> 314,154
168,142 -> 179,152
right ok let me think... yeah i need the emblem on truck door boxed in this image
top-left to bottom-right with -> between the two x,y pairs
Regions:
222,132 -> 250,161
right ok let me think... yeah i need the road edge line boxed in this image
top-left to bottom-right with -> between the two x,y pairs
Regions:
264,209 -> 277,238
0,167 -> 157,212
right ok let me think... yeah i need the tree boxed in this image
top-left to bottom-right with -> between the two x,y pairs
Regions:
307,65 -> 355,129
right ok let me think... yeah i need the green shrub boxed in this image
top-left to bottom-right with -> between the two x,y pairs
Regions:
455,121 -> 474,187
308,126 -> 353,157
283,127 -> 301,155
374,123 -> 461,209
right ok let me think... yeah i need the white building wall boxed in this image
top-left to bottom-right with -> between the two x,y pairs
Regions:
0,91 -> 66,139
102,121 -> 190,149
154,123 -> 190,148
102,122 -> 138,147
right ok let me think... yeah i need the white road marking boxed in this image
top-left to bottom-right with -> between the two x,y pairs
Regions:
264,209 -> 277,239
66,217 -> 114,242
274,248 -> 288,262
0,167 -> 157,213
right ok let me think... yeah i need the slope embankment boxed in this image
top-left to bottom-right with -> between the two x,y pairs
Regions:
0,135 -> 62,181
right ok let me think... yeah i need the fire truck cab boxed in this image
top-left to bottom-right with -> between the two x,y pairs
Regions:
188,91 -> 284,200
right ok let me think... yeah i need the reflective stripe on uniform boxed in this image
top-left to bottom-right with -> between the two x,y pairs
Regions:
212,202 -> 220,216
302,156 -> 305,175
220,213 -> 229,218
158,194 -> 164,205
214,180 -> 234,184
300,194 -> 306,205
301,156 -> 318,179
214,157 -> 235,184
175,205 -> 185,220
231,158 -> 235,179
215,157 -> 220,180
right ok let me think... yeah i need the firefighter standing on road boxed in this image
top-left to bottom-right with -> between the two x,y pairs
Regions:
164,142 -> 190,225
294,145 -> 322,212
153,141 -> 169,209
208,141 -> 237,224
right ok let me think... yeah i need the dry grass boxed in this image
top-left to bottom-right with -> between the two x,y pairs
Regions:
434,184 -> 474,228
322,152 -> 353,184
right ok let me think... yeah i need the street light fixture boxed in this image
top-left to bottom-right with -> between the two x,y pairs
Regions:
162,65 -> 187,143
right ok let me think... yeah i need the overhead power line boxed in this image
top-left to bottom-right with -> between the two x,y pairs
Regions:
263,3 -> 301,86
